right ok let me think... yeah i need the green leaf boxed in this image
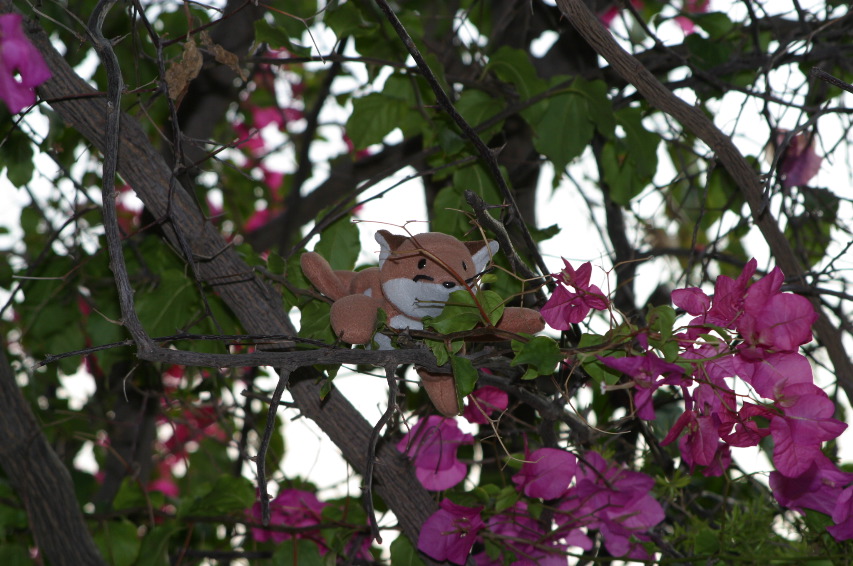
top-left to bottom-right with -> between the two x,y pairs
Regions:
486,46 -> 547,101
533,91 -> 593,174
423,290 -> 504,334
455,89 -> 505,140
112,477 -> 148,509
182,475 -> 254,517
267,252 -> 286,274
647,304 -> 676,344
451,355 -> 479,400
693,526 -> 720,555
136,525 -> 177,566
272,539 -> 325,566
314,215 -> 360,270
0,546 -> 30,566
135,269 -> 197,338
390,533 -> 426,566
690,12 -> 734,39
616,106 -> 659,182
94,520 -> 141,566
298,300 -> 336,343
601,141 -> 640,205
432,163 -> 504,236
577,333 -> 623,385
573,77 -> 616,138
0,127 -> 35,186
324,1 -> 378,37
511,336 -> 563,380
494,485 -> 519,513
346,93 -> 407,149
684,34 -> 732,72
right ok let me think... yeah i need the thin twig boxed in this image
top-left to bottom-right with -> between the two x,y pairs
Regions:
363,364 -> 399,543
811,67 -> 853,95
88,0 -> 154,352
256,365 -> 294,525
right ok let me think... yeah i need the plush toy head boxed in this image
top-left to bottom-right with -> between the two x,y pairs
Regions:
376,230 -> 499,322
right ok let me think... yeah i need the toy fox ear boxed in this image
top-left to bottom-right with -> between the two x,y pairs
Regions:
375,230 -> 408,268
468,240 -> 499,274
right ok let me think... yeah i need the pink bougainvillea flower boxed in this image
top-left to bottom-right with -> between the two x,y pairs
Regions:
737,293 -> 817,356
462,386 -> 508,425
716,401 -> 772,448
777,131 -> 822,188
769,383 -> 847,477
599,352 -> 685,420
476,501 -> 574,565
599,0 -> 644,28
417,498 -> 484,565
0,14 -> 52,114
397,416 -> 473,491
232,122 -> 265,154
770,453 -> 853,518
250,489 -> 327,545
556,451 -> 663,559
675,0 -> 710,34
244,208 -> 271,233
251,105 -> 286,130
830,486 -> 853,540
541,260 -> 609,330
733,351 -> 813,399
671,286 -> 711,315
662,409 -> 721,470
512,447 -> 577,500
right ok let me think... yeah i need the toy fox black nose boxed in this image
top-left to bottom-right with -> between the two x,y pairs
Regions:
443,281 -> 455,289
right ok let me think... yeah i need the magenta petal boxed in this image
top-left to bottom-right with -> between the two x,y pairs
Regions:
418,499 -> 484,564
512,447 -> 577,500
780,132 -> 822,188
463,386 -> 509,425
416,459 -> 468,491
0,14 -> 52,114
541,285 -> 589,329
672,287 -> 711,315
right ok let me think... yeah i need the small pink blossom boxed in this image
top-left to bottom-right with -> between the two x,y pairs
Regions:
244,208 -> 271,232
250,489 -> 326,545
0,14 -> 52,114
675,0 -> 710,34
556,452 -> 663,559
599,352 -> 685,420
462,386 -> 508,425
397,416 -> 473,491
777,131 -> 822,188
541,260 -> 609,330
233,122 -> 265,154
417,499 -> 484,565
512,447 -> 577,500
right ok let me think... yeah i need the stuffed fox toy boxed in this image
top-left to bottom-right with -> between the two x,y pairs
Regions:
300,230 -> 544,415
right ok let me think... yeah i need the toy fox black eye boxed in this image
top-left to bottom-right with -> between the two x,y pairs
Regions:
418,259 -> 427,269
443,281 -> 455,289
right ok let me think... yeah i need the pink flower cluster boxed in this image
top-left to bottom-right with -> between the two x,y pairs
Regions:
600,258 -> 850,538
417,447 -> 664,564
249,489 -> 327,546
541,260 -> 609,330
